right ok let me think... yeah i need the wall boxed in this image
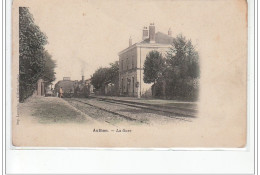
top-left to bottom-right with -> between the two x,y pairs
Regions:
119,47 -> 138,96
119,47 -> 138,73
119,44 -> 171,97
136,45 -> 170,98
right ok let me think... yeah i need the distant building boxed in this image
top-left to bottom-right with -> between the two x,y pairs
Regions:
63,77 -> 71,81
104,80 -> 118,96
55,77 -> 75,94
118,23 -> 173,98
54,76 -> 94,97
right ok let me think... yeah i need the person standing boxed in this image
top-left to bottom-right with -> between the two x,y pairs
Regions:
59,87 -> 63,98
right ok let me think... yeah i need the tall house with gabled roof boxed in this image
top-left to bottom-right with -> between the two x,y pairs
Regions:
118,23 -> 173,98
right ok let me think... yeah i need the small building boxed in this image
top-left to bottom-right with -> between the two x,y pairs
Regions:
54,76 -> 93,97
118,23 -> 173,98
104,80 -> 118,96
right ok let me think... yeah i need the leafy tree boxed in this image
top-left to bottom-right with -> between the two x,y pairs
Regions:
165,34 -> 200,100
107,61 -> 119,84
143,50 -> 165,84
166,34 -> 199,79
42,51 -> 56,86
19,7 -> 56,102
91,61 -> 119,95
91,67 -> 109,90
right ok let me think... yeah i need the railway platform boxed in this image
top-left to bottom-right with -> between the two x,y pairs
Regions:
18,96 -> 97,124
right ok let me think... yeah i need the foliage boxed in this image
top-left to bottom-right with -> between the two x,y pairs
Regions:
166,34 -> 199,79
42,51 -> 56,86
107,61 -> 119,84
143,51 -> 165,84
19,7 -> 56,102
143,34 -> 200,101
91,61 -> 119,91
91,67 -> 110,90
166,34 -> 200,100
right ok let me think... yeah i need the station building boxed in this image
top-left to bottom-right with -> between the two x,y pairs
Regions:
118,23 -> 173,98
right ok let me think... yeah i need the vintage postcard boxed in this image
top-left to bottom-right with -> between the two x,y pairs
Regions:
12,0 -> 247,147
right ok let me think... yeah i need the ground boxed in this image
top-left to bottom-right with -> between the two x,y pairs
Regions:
12,96 -> 246,147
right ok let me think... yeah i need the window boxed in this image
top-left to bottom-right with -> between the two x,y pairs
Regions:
126,58 -> 128,70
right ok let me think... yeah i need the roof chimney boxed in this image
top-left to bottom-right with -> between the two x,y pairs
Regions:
168,28 -> 172,36
142,26 -> 149,40
129,36 -> 132,46
149,23 -> 155,43
82,75 -> 84,82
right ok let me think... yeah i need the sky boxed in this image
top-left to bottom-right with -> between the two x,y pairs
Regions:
19,0 -> 246,84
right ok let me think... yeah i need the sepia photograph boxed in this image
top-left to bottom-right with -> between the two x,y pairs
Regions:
12,0 -> 247,147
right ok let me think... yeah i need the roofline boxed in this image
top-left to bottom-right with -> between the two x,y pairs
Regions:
118,31 -> 174,55
118,43 -> 173,55
118,43 -> 137,56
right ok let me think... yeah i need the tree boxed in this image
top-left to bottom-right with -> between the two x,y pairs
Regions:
107,61 -> 119,84
166,34 -> 199,79
19,7 -> 56,102
166,34 -> 200,100
91,67 -> 109,90
143,50 -> 165,84
42,51 -> 56,86
91,61 -> 119,95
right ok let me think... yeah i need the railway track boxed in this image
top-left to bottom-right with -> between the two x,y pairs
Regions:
70,98 -> 148,124
67,98 -> 194,125
90,96 -> 197,118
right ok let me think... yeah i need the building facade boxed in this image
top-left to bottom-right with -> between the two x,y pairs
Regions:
118,23 -> 173,98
